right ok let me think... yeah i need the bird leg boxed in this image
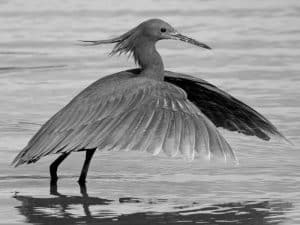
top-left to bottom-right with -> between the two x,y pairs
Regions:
50,152 -> 70,185
79,182 -> 89,197
49,182 -> 66,196
78,149 -> 96,185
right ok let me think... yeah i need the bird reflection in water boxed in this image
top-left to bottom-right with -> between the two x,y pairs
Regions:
14,185 -> 292,225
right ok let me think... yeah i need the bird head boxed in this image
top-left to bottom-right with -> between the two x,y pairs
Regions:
137,19 -> 211,49
80,18 -> 211,57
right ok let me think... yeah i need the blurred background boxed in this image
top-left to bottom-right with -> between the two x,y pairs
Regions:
0,0 -> 299,224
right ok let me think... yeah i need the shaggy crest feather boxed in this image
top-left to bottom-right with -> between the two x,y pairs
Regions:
80,26 -> 142,65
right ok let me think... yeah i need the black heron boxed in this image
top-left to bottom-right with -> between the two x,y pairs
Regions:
12,19 -> 287,185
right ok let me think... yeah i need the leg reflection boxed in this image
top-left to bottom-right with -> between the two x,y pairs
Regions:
79,183 -> 92,218
14,193 -> 292,225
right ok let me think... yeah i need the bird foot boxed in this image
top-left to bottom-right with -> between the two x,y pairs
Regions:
77,180 -> 88,197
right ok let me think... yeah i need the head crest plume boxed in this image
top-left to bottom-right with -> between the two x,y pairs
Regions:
80,26 -> 141,65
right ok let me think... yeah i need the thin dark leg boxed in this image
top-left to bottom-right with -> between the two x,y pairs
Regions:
50,182 -> 66,196
79,182 -> 88,197
78,149 -> 96,185
50,152 -> 70,185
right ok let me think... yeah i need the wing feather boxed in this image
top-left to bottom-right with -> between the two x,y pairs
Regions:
180,114 -> 195,160
112,108 -> 148,152
106,109 -> 144,151
13,71 -> 238,166
191,115 -> 208,155
145,110 -> 165,155
164,71 -> 288,142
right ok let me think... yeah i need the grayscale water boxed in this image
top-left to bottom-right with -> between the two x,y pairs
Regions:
0,0 -> 299,224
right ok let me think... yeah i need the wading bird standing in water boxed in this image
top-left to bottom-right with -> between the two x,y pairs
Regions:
12,19 -> 287,186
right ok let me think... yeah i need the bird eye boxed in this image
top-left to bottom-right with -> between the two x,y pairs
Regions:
160,28 -> 166,33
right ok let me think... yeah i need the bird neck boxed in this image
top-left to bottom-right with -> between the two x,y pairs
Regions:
134,39 -> 164,80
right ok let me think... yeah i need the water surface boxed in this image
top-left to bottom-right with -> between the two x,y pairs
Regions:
0,0 -> 300,224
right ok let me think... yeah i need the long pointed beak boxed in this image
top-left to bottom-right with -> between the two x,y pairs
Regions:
168,32 -> 211,50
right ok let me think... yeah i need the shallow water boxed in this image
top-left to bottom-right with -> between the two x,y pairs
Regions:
1,0 -> 300,224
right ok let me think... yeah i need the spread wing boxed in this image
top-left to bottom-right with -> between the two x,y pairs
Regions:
164,71 -> 287,141
13,72 -> 236,166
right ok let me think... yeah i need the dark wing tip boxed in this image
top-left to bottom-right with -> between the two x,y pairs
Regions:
164,74 -> 289,143
270,130 -> 293,145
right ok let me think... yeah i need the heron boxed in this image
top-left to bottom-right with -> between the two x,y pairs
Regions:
12,19 -> 287,186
